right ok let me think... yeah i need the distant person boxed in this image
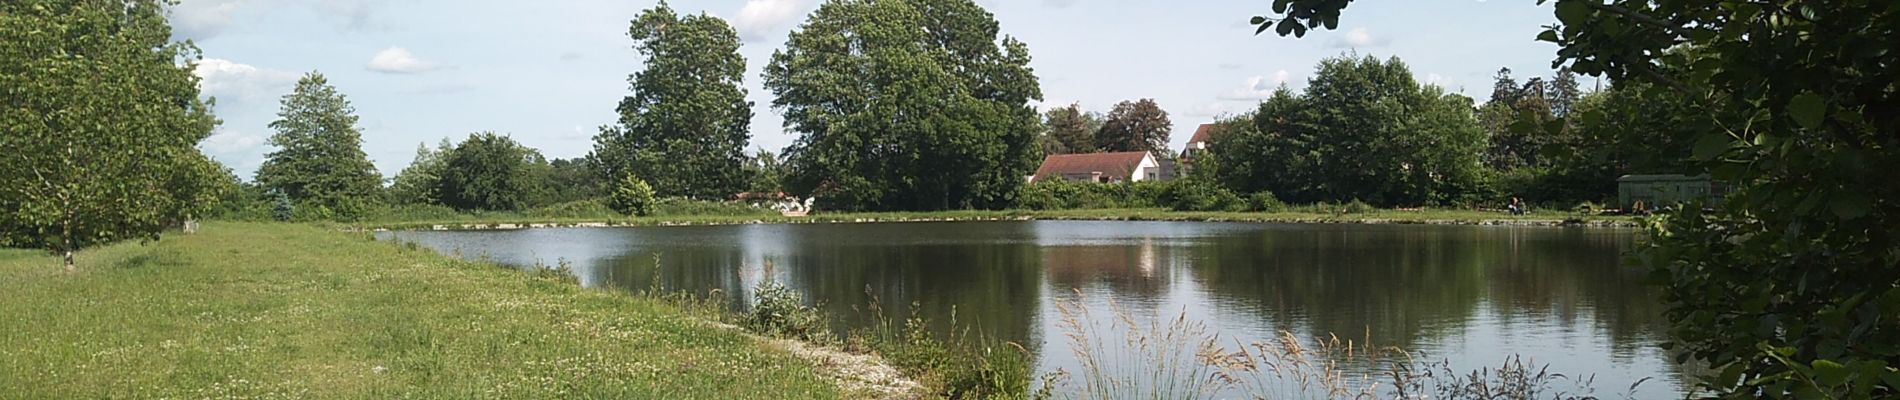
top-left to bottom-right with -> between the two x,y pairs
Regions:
1508,197 -> 1525,215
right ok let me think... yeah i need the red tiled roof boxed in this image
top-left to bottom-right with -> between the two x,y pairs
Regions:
1188,123 -> 1218,145
1032,151 -> 1149,182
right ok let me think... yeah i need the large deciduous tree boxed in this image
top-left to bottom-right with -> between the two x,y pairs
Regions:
1213,55 -> 1485,207
1095,99 -> 1172,157
1255,0 -> 1900,396
1040,103 -> 1100,155
437,133 -> 542,212
592,3 -> 752,200
0,0 -> 222,270
764,0 -> 1042,211
255,72 -> 382,219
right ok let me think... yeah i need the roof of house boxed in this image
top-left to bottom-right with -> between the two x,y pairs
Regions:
1188,123 -> 1218,145
1033,151 -> 1151,181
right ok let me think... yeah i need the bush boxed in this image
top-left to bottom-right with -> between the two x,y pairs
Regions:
1165,180 -> 1243,212
1246,192 -> 1287,212
1342,199 -> 1376,214
744,281 -> 829,343
607,175 -> 656,217
1011,180 -> 1173,210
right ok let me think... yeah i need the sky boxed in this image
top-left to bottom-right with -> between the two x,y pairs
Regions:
172,0 -> 1585,180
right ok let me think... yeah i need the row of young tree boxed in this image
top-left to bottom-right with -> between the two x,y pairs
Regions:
1039,99 -> 1175,158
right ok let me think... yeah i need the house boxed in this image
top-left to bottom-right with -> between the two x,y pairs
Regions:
1183,123 -> 1218,158
1030,151 -> 1167,184
1179,123 -> 1218,174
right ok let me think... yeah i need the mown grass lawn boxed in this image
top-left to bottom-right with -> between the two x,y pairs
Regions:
0,222 -> 844,399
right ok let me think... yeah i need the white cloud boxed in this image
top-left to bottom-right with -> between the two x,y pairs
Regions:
1331,27 -> 1391,48
194,58 -> 301,104
1218,70 -> 1293,101
366,47 -> 439,74
166,0 -> 253,40
1043,0 -> 1079,7
200,127 -> 268,155
733,0 -> 814,42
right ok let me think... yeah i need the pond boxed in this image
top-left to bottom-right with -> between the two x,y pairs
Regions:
380,221 -> 1688,397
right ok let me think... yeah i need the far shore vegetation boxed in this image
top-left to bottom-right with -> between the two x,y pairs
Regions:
4,0 -> 1893,398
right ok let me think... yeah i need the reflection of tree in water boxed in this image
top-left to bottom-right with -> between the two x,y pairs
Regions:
1479,228 -> 1669,358
1185,226 -> 1667,357
580,223 -> 1046,349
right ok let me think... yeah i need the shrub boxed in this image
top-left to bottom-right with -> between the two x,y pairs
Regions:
1166,180 -> 1243,212
1342,199 -> 1376,214
744,280 -> 829,343
1246,192 -> 1287,212
607,175 -> 656,217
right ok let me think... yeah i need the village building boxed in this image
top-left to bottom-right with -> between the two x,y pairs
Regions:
1030,151 -> 1168,184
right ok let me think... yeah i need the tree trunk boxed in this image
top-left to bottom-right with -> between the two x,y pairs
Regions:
64,250 -> 75,272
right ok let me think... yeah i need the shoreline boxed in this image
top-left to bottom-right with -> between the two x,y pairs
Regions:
352,210 -> 1641,231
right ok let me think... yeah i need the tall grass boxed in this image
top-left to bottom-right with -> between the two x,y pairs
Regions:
1050,290 -> 1643,400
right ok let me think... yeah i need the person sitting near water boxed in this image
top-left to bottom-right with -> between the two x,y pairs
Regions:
1508,197 -> 1525,215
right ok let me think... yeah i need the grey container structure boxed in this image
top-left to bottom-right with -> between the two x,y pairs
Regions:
1617,174 -> 1720,211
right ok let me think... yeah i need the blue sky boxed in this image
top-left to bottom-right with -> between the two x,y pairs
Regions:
174,0 -> 1586,179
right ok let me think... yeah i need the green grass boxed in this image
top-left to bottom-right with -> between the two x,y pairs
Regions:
0,222 -> 846,399
352,207 -> 1636,230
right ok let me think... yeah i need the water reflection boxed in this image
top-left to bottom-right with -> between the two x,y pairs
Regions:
380,221 -> 1686,397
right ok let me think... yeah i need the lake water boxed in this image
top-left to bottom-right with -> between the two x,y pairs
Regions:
380,221 -> 1688,398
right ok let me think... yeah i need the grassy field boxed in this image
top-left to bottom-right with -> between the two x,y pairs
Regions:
354,207 -> 1637,230
0,222 -> 849,398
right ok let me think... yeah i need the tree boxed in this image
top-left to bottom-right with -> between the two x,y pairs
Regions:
1041,103 -> 1100,155
1254,1 -> 1900,396
592,3 -> 752,200
1095,99 -> 1172,157
386,138 -> 453,205
0,0 -> 221,270
1211,56 -> 1485,207
745,150 -> 787,193
764,0 -> 1043,211
437,132 -> 541,212
255,72 -> 382,219
536,156 -> 602,206
1488,67 -> 1519,106
1547,68 -> 1581,118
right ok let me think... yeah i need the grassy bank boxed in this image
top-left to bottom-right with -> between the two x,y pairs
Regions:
0,222 -> 853,398
354,207 -> 1636,231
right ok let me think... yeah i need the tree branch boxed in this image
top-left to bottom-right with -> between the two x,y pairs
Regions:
1583,2 -> 1684,36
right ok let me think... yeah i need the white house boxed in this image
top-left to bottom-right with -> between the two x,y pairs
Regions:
1030,151 -> 1165,184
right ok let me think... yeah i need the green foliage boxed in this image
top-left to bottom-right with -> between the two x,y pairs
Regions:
271,191 -> 295,222
765,0 -> 1043,211
1095,99 -> 1172,157
744,151 -> 787,193
1246,192 -> 1287,213
437,132 -> 542,212
1211,55 -> 1487,207
534,156 -> 604,206
593,3 -> 753,200
1165,180 -> 1244,212
1011,181 -> 1172,210
0,0 -> 221,269
1040,102 -> 1100,155
607,175 -> 657,217
1341,199 -> 1375,214
1260,0 -> 1900,396
385,139 -> 453,205
255,72 -> 383,220
856,302 -> 1043,400
745,281 -> 830,343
